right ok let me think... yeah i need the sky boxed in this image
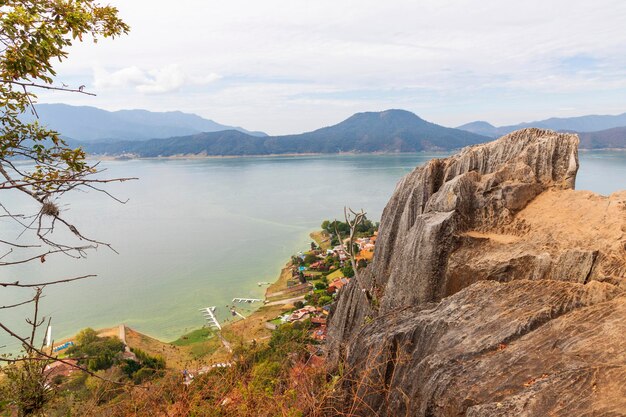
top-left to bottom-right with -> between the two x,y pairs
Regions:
37,0 -> 626,135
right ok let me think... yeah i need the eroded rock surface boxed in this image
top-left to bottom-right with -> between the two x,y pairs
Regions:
327,129 -> 626,416
340,281 -> 626,417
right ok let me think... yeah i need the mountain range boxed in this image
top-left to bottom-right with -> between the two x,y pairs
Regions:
23,103 -> 267,141
29,104 -> 626,156
457,112 -> 626,138
79,110 -> 489,157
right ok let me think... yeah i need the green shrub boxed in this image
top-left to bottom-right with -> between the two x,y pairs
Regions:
122,349 -> 167,383
250,361 -> 282,394
132,368 -> 156,384
122,359 -> 142,379
318,296 -> 333,306
341,265 -> 355,278
303,253 -> 318,264
66,329 -> 125,372
314,282 -> 327,290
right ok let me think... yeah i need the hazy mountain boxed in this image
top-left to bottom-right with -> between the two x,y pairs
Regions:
455,121 -> 500,138
457,112 -> 626,138
83,109 -> 489,157
23,103 -> 267,141
578,126 -> 626,149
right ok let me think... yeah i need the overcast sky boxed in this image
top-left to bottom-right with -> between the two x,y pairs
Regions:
38,0 -> 626,135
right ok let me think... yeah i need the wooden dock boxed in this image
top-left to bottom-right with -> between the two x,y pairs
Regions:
199,306 -> 221,330
232,297 -> 263,304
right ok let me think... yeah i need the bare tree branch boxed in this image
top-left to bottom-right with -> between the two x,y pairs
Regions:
0,274 -> 96,288
2,80 -> 97,96
0,239 -> 41,248
0,295 -> 39,310
0,248 -> 94,267
335,207 -> 373,303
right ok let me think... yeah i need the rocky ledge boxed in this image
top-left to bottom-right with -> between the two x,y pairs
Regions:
327,128 -> 626,416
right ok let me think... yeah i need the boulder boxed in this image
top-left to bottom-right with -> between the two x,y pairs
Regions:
326,129 -> 626,416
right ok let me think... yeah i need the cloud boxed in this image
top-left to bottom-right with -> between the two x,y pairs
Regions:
93,66 -> 147,89
45,0 -> 626,132
93,65 -> 220,94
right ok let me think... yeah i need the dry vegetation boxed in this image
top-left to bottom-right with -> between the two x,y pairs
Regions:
32,325 -> 416,417
310,231 -> 332,251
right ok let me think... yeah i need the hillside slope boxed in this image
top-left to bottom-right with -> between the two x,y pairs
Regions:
83,109 -> 489,156
578,126 -> 626,149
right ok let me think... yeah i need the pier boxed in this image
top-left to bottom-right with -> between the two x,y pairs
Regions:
232,297 -> 263,304
199,306 -> 222,330
230,306 -> 246,319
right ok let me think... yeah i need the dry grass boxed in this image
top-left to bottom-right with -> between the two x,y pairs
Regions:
327,269 -> 345,281
65,332 -> 416,417
222,304 -> 291,343
310,230 -> 332,251
125,328 -> 221,370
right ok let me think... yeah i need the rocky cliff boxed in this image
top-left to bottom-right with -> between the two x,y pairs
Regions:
326,128 -> 626,416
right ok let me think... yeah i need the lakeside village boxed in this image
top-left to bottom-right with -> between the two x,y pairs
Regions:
7,219 -> 380,414
33,218 -> 379,389
270,221 -> 378,341
193,217 -> 380,375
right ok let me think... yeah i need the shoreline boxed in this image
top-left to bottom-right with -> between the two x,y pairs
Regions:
44,232 -> 319,368
89,150 -> 454,161
88,148 -> 626,162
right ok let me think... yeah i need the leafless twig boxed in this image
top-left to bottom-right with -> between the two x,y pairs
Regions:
2,80 -> 97,96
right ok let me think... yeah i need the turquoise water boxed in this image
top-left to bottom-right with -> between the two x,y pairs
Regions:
1,151 -> 624,351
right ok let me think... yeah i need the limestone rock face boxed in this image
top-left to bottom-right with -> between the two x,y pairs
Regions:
326,129 -> 626,416
339,280 -> 626,417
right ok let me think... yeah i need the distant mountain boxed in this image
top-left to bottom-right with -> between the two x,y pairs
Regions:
82,130 -> 267,157
23,104 -> 267,141
458,112 -> 626,138
455,121 -> 500,138
271,110 -> 488,153
578,127 -> 626,149
83,109 -> 489,157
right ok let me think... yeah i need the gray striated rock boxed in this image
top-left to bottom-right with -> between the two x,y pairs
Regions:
372,128 -> 580,310
337,280 -> 626,416
326,128 -> 626,416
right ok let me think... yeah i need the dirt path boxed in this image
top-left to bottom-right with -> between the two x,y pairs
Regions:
218,333 -> 232,353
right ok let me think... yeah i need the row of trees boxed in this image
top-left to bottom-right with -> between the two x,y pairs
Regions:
321,217 -> 378,246
321,217 -> 378,235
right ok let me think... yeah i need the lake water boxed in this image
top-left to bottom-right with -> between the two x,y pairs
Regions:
1,151 -> 625,351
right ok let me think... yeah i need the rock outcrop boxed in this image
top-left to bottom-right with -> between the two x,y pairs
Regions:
327,129 -> 626,416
